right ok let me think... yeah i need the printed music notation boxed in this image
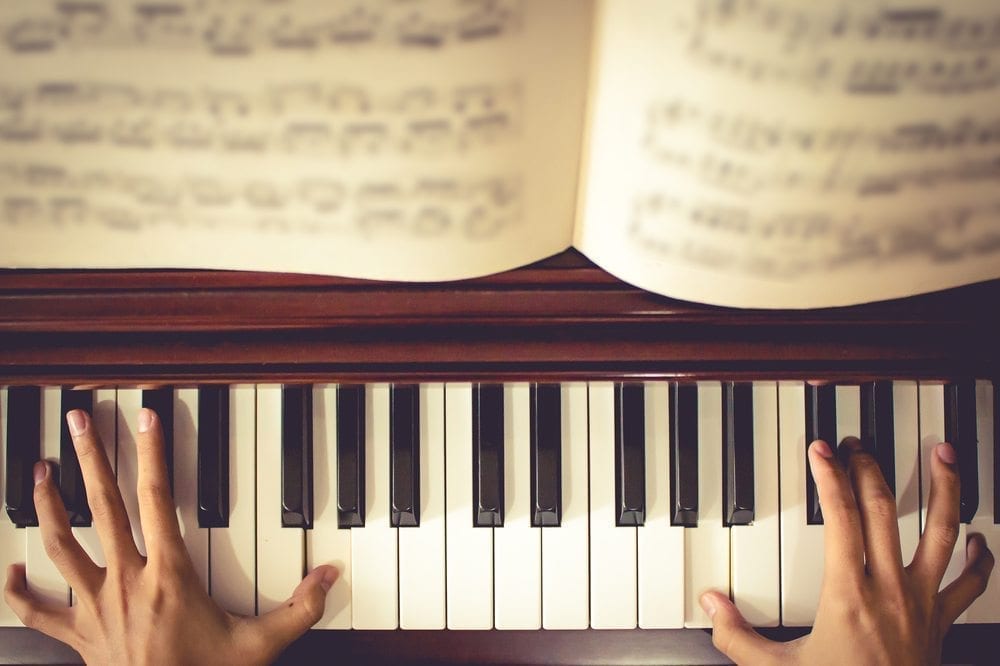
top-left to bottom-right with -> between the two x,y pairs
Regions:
0,161 -> 521,240
0,80 -> 520,156
1,0 -> 522,56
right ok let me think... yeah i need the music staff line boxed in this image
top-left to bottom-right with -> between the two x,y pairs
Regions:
1,0 -> 522,56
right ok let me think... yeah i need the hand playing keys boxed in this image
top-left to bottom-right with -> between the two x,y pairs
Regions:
701,437 -> 995,665
4,408 -> 338,665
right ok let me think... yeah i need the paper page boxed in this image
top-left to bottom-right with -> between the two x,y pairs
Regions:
0,0 -> 591,281
577,0 -> 1000,308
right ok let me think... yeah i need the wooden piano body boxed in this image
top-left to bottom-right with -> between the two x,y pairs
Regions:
0,250 -> 998,664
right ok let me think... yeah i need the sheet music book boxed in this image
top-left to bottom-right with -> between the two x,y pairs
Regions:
1,0 -> 998,308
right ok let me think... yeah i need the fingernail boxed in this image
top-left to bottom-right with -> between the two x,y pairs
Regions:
67,410 -> 87,436
811,439 -> 833,459
936,442 -> 957,465
699,593 -> 718,618
138,408 -> 153,434
33,461 -> 47,486
320,566 -> 338,592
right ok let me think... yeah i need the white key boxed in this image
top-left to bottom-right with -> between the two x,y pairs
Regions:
116,388 -> 145,556
638,381 -> 684,628
494,383 -> 541,629
210,385 -> 256,616
589,382 -> 636,629
74,388 -> 116,570
684,382 -> 729,628
399,383 -> 446,629
541,382 -> 589,630
919,382 -> 965,601
26,387 -> 70,606
308,384 -> 351,629
351,384 -> 398,629
836,385 -> 860,442
779,381 -> 824,626
967,380 -> 1000,622
256,385 -> 303,615
445,383 -> 493,629
173,389 -> 208,590
0,388 -> 28,625
731,382 -> 780,627
893,381 -> 921,565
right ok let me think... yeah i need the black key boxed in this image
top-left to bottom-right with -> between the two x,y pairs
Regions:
860,380 -> 896,494
805,383 -> 836,525
944,379 -> 979,523
197,386 -> 229,528
142,387 -> 174,494
337,384 -> 365,528
281,385 -> 313,529
615,382 -> 645,527
723,382 -> 754,526
670,383 -> 698,527
530,383 -> 561,527
5,386 -> 40,527
390,384 -> 420,528
472,383 -> 504,527
60,389 -> 93,527
994,379 -> 999,525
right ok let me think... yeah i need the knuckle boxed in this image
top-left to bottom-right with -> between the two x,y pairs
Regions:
865,492 -> 897,522
138,481 -> 170,508
928,523 -> 961,550
301,593 -> 325,626
42,532 -> 74,563
88,487 -> 120,522
18,605 -> 41,630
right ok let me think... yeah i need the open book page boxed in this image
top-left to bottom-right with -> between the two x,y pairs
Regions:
576,0 -> 1000,308
0,0 -> 591,281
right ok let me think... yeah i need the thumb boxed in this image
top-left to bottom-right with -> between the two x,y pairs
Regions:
701,591 -> 780,665
247,565 -> 339,657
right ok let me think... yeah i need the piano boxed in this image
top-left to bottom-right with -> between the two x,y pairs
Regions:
1,250 -> 998,664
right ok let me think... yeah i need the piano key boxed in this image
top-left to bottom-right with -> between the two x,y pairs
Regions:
684,382 -> 729,629
589,381 -> 637,629
730,382 -> 780,627
73,389 -> 116,574
59,389 -> 92,527
473,383 -> 504,528
399,384 -> 446,630
861,380 -> 896,493
530,383 -> 561,527
350,384 -> 398,629
308,384 -> 352,629
615,382 -> 645,527
26,387 -> 69,606
804,383 -> 836,525
446,383 -> 493,629
197,385 -> 229,528
780,381 -> 824,626
116,389 -> 145,556
541,383 -> 589,630
174,388 -> 208,591
722,382 -> 754,526
5,386 -> 40,527
256,385 -> 304,615
336,384 -> 365,528
0,387 -> 26,625
494,383 -> 541,630
390,384 -> 419,528
142,387 -> 174,493
893,381 -> 921,565
210,385 -> 256,616
669,383 -> 698,527
281,385 -> 313,529
637,381 -> 685,629
967,380 -> 1000,622
945,379 -> 979,523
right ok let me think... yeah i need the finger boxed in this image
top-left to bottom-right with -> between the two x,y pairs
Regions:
134,409 -> 184,564
3,564 -> 79,648
245,566 -> 339,661
839,437 -> 904,583
32,461 -> 101,597
910,442 -> 961,589
67,409 -> 142,570
700,591 -> 782,664
808,439 -> 866,587
938,533 -> 995,629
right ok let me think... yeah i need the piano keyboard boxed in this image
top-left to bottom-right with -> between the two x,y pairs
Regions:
2,380 -> 998,631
